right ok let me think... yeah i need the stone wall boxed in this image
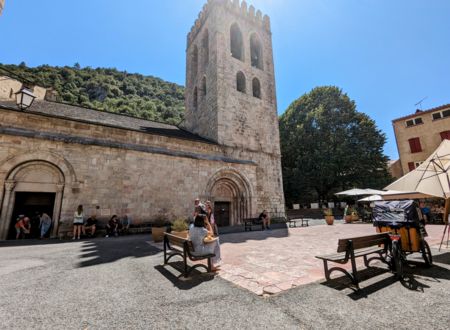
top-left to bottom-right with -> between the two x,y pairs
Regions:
0,108 -> 260,238
0,76 -> 47,101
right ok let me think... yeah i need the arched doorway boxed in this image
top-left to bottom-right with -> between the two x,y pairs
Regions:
205,168 -> 254,227
0,161 -> 65,240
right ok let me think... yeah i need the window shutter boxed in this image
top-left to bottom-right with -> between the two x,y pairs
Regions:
440,131 -> 450,140
408,162 -> 415,171
409,137 -> 422,153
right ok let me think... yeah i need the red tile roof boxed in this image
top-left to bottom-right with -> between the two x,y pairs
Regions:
392,103 -> 450,123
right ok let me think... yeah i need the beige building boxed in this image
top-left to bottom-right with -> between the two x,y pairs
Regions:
0,0 -> 4,15
0,0 -> 285,240
392,104 -> 450,176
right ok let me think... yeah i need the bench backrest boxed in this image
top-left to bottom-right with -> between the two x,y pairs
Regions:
165,233 -> 194,252
337,233 -> 390,253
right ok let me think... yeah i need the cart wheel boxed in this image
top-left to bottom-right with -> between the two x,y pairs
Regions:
392,241 -> 404,280
421,241 -> 433,266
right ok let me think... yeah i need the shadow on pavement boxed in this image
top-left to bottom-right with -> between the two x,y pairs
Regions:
76,235 -> 161,268
219,227 -> 289,244
0,238 -> 71,247
430,252 -> 450,265
154,263 -> 215,290
321,259 -> 450,300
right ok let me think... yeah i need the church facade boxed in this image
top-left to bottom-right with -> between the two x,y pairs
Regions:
0,0 -> 285,239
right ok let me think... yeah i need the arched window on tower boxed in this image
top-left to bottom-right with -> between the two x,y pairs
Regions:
202,30 -> 209,66
236,71 -> 246,93
201,76 -> 207,97
192,45 -> 199,81
230,23 -> 244,61
252,78 -> 261,99
250,33 -> 263,70
193,87 -> 198,110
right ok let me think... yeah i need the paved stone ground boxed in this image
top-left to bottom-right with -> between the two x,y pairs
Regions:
217,223 -> 446,295
0,224 -> 449,329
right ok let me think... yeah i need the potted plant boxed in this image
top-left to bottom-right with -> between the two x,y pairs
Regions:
324,208 -> 334,225
171,218 -> 189,239
151,214 -> 168,243
344,206 -> 353,223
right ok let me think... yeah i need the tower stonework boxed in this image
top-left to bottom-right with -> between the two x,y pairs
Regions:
0,0 -> 4,15
184,0 -> 285,214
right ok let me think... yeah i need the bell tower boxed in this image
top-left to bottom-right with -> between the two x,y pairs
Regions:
184,0 -> 285,214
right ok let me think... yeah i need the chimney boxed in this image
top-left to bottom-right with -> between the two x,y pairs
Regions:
45,88 -> 59,102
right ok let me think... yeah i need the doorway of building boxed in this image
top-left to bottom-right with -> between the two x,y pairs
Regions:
8,192 -> 56,240
214,202 -> 230,227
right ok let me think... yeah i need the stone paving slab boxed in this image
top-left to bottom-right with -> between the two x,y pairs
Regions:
218,223 -> 446,296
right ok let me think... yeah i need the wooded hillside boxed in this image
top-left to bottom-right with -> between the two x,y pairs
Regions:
0,63 -> 185,125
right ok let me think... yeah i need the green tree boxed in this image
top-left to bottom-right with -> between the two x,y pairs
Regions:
0,63 -> 185,124
279,86 -> 392,205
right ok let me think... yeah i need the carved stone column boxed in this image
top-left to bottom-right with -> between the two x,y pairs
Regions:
51,184 -> 65,238
0,180 -> 16,240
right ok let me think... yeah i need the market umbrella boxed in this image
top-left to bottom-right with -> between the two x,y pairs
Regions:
358,195 -> 383,202
335,188 -> 385,196
385,140 -> 450,199
385,139 -> 450,249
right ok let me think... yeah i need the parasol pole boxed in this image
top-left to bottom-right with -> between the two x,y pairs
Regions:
438,197 -> 450,251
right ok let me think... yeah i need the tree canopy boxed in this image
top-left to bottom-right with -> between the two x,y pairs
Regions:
279,86 -> 392,205
0,63 -> 185,125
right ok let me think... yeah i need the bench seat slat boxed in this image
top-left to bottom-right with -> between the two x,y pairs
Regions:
337,233 -> 390,252
317,246 -> 385,262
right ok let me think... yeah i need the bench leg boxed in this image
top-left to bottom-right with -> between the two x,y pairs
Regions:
207,257 -> 212,272
350,256 -> 359,286
323,260 -> 331,281
183,250 -> 189,278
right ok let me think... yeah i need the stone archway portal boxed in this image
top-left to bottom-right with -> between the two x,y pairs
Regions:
206,169 -> 254,227
0,161 -> 65,240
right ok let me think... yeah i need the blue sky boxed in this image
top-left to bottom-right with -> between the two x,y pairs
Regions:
1,0 -> 450,159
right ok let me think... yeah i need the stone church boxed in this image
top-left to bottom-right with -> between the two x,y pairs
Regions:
0,0 -> 285,239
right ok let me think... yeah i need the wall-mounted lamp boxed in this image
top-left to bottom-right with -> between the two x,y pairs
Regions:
15,87 -> 36,110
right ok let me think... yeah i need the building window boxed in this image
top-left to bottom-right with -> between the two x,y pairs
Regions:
202,30 -> 209,66
230,23 -> 244,61
252,78 -> 261,99
201,76 -> 207,97
408,137 -> 422,153
236,71 -> 246,93
193,87 -> 198,110
432,109 -> 450,120
408,162 -> 415,172
250,33 -> 263,70
441,131 -> 450,140
405,117 -> 423,127
191,45 -> 198,82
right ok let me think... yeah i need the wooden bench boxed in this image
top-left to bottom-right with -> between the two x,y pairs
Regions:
316,233 -> 390,287
243,217 -> 264,231
287,217 -> 309,228
163,233 -> 215,277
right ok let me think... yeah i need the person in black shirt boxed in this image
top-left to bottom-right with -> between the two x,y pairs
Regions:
85,214 -> 98,237
258,210 -> 271,230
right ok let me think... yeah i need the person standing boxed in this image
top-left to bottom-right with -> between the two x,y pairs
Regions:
258,210 -> 271,230
39,213 -> 52,239
205,201 -> 218,236
73,205 -> 84,240
120,214 -> 132,235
